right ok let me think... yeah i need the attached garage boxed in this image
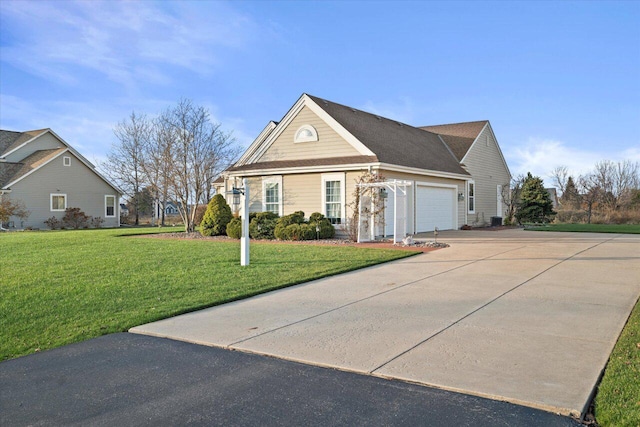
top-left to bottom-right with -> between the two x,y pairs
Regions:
415,184 -> 457,232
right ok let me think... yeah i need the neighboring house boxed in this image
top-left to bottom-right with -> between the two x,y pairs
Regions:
120,203 -> 129,217
0,128 -> 121,229
215,94 -> 511,235
164,201 -> 180,216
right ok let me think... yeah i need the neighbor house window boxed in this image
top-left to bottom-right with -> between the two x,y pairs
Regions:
322,173 -> 345,224
468,181 -> 475,213
50,194 -> 67,211
105,195 -> 116,217
262,176 -> 282,215
63,156 -> 71,166
294,125 -> 318,143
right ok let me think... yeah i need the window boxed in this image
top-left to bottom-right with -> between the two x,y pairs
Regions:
262,176 -> 282,215
322,173 -> 344,225
63,156 -> 71,166
50,194 -> 67,211
105,195 -> 116,217
468,181 -> 475,213
294,125 -> 318,143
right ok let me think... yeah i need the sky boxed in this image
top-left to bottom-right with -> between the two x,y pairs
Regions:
1,0 -> 639,186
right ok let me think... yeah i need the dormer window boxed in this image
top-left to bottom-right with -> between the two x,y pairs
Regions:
294,125 -> 318,143
63,156 -> 71,166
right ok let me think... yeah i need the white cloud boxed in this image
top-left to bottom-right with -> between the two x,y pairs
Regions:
504,137 -> 640,186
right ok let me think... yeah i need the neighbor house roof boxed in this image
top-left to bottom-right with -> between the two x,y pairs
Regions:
1,148 -> 67,189
0,129 -> 49,157
420,121 -> 488,161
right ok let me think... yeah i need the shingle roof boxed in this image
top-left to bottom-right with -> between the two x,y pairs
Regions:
419,121 -> 487,161
228,155 -> 378,172
0,148 -> 66,188
0,129 -> 48,157
306,95 -> 469,176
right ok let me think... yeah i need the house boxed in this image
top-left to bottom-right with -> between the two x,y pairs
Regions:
164,201 -> 180,216
215,94 -> 511,236
120,203 -> 129,217
0,128 -> 121,229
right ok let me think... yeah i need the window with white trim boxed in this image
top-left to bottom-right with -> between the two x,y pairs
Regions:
50,194 -> 67,211
63,156 -> 71,166
322,173 -> 344,225
294,125 -> 318,143
262,176 -> 282,215
468,181 -> 475,213
105,195 -> 116,217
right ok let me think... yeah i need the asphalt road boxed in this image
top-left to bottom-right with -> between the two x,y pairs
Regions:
1,333 -> 580,427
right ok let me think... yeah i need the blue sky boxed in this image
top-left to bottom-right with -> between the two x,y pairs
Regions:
1,0 -> 638,184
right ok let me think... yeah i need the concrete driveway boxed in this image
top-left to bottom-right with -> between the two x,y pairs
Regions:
131,229 -> 640,419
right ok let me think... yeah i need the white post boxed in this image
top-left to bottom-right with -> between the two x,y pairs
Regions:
241,178 -> 250,266
357,186 -> 362,243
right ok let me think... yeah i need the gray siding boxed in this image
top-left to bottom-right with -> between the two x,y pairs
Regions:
7,152 -> 119,229
462,124 -> 511,226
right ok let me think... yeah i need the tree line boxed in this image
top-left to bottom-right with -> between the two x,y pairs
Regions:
103,99 -> 240,232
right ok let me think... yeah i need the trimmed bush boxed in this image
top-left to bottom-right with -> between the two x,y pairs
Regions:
62,208 -> 90,229
274,211 -> 335,240
226,217 -> 242,239
200,194 -> 232,236
249,211 -> 279,239
90,217 -> 104,228
44,216 -> 61,230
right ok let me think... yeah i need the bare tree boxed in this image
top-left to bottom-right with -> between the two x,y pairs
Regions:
105,112 -> 150,225
141,115 -> 175,226
163,99 -> 237,232
577,173 -> 601,224
550,165 -> 569,197
592,160 -> 640,211
501,174 -> 526,225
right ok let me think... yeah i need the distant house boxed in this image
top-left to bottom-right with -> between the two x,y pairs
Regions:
0,128 -> 121,229
164,201 -> 180,216
120,203 -> 129,217
215,93 -> 511,236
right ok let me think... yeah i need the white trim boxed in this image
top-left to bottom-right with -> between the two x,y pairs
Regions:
50,193 -> 67,211
376,163 -> 471,181
236,121 -> 278,166
63,156 -> 71,166
294,124 -> 318,143
261,175 -> 283,216
1,129 -> 49,158
322,172 -> 346,224
467,180 -> 476,214
105,195 -> 116,218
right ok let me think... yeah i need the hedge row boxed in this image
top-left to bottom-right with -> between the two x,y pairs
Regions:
225,210 -> 335,241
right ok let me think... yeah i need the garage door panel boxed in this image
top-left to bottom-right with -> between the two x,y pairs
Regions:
416,186 -> 455,232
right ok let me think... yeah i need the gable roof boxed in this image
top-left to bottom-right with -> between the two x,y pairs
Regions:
1,148 -> 68,189
306,95 -> 469,176
0,129 -> 49,157
420,121 -> 488,161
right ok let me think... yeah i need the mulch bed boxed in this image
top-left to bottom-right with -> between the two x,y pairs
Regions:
136,233 -> 442,253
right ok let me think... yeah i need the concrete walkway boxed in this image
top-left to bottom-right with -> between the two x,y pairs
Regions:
131,229 -> 640,419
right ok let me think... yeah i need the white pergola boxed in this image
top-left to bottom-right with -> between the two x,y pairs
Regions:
356,180 -> 412,244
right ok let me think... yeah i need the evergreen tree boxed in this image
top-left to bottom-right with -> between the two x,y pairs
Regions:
515,173 -> 556,224
561,176 -> 581,209
200,194 -> 232,236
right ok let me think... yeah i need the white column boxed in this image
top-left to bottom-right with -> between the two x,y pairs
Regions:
241,178 -> 250,266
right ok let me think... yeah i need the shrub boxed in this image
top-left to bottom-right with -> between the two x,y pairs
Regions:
44,217 -> 61,230
62,208 -> 90,229
274,211 -> 335,240
200,194 -> 232,236
226,217 -> 242,239
91,217 -> 105,228
249,211 -> 279,239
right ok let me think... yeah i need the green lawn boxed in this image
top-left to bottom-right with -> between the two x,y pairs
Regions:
1,228 -> 415,361
525,223 -> 640,234
595,298 -> 640,427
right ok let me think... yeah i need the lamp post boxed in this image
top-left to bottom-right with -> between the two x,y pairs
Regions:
229,178 -> 250,266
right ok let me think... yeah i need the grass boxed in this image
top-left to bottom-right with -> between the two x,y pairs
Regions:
525,223 -> 640,234
1,228 -> 415,361
595,298 -> 640,427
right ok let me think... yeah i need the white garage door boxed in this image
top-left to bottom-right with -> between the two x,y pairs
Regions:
416,185 -> 456,232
